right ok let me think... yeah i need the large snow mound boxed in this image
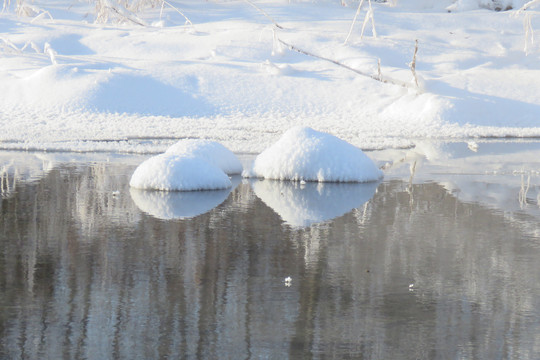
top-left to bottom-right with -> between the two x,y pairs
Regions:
129,154 -> 232,191
165,139 -> 243,174
244,127 -> 383,182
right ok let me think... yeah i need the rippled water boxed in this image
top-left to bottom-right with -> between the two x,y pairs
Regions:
2,143 -> 540,359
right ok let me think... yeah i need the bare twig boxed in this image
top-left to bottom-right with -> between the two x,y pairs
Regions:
360,0 -> 376,39
409,39 -> 419,87
241,0 -> 283,29
161,0 -> 193,27
524,13 -> 534,54
0,37 -> 20,52
517,0 -> 540,13
514,0 -> 540,54
344,0 -> 377,43
278,38 -> 415,89
44,42 -> 57,65
95,1 -> 146,26
344,0 -> 365,44
107,5 -> 146,26
30,10 -> 54,23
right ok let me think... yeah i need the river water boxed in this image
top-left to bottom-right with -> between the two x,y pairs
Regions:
1,141 -> 540,359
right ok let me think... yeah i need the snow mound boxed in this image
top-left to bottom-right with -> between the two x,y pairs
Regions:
244,127 -> 383,183
129,154 -> 232,191
251,180 -> 379,227
165,139 -> 242,174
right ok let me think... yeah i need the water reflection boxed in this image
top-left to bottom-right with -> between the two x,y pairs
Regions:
0,151 -> 55,198
376,140 -> 540,239
130,176 -> 241,220
1,152 -> 540,359
250,179 -> 379,227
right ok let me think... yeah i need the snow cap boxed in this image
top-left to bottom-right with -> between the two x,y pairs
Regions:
165,139 -> 242,175
130,153 -> 232,191
245,126 -> 383,183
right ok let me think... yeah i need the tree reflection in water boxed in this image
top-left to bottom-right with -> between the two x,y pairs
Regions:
1,160 -> 540,360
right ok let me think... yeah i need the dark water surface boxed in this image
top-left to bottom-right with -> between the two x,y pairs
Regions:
2,144 -> 540,359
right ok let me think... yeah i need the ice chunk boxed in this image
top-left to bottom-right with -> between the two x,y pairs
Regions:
244,127 -> 382,182
166,139 -> 242,174
130,153 -> 232,191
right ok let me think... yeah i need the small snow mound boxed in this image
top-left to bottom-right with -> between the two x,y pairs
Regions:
165,139 -> 243,174
244,127 -> 383,183
130,154 -> 232,191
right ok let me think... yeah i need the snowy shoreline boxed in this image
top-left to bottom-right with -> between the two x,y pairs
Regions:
1,0 -> 540,154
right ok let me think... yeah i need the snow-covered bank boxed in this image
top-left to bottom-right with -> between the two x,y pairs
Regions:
1,0 -> 540,153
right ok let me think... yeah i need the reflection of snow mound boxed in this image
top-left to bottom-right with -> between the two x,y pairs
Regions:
251,179 -> 379,227
129,154 -> 232,191
166,139 -> 242,174
245,127 -> 382,182
130,186 -> 232,220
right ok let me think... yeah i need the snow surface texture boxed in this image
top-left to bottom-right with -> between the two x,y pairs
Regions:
166,139 -> 243,174
245,127 -> 383,182
129,154 -> 232,191
447,0 -> 524,12
1,0 -> 540,153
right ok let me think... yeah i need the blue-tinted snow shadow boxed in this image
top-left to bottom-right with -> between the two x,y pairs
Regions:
90,72 -> 216,117
426,79 -> 540,129
250,179 -> 379,228
129,176 -> 241,220
49,34 -> 95,56
0,17 -> 20,33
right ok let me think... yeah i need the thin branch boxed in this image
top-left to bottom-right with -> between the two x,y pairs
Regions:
524,13 -> 534,54
360,0 -> 376,39
162,0 -> 193,27
108,5 -> 146,26
30,10 -> 54,23
517,0 -> 540,13
344,0 -> 365,44
278,38 -> 415,89
241,0 -> 283,29
0,37 -> 20,52
409,39 -> 419,87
